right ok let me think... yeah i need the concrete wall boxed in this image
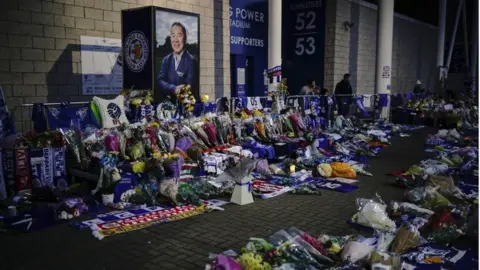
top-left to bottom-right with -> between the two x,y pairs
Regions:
324,0 -> 438,95
0,0 -> 230,130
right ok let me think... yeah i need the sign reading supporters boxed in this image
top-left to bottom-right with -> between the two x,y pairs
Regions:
282,0 -> 325,95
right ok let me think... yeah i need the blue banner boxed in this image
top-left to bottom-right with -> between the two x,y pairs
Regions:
282,0 -> 326,94
230,0 -> 268,97
122,8 -> 154,93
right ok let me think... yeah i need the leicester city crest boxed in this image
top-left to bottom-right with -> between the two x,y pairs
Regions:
124,30 -> 149,72
107,103 -> 122,120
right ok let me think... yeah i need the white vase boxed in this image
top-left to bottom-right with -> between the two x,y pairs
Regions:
102,193 -> 114,205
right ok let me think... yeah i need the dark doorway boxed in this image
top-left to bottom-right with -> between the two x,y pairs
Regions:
246,56 -> 255,96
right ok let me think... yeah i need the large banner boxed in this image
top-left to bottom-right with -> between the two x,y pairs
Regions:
154,8 -> 200,102
282,0 -> 325,94
122,7 -> 154,91
229,0 -> 268,97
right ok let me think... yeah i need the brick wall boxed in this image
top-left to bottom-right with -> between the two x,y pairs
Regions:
0,0 -> 230,131
324,0 -> 438,95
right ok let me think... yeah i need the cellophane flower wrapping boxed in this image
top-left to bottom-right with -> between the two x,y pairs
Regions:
390,225 -> 421,253
159,179 -> 178,204
374,230 -> 396,253
180,125 -> 208,149
104,133 -> 119,152
389,201 -> 434,218
212,117 -> 226,145
244,238 -> 274,253
352,198 -> 396,232
202,122 -> 217,146
340,236 -> 377,263
214,254 -> 243,270
163,154 -> 184,181
215,158 -> 256,185
421,186 -> 451,208
287,228 -> 331,262
254,159 -> 271,176
275,235 -> 324,269
175,136 -> 192,153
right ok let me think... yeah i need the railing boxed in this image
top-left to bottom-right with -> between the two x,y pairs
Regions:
10,93 -> 411,133
11,102 -> 91,133
229,96 -> 272,113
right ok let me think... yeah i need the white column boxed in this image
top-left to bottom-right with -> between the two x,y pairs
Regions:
461,0 -> 470,72
437,0 -> 447,67
375,0 -> 394,120
446,0 -> 463,68
267,0 -> 282,93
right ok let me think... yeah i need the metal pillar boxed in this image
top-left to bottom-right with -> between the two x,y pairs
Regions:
375,0 -> 394,120
471,2 -> 478,94
461,0 -> 470,73
437,0 -> 447,67
267,0 -> 282,93
446,0 -> 463,68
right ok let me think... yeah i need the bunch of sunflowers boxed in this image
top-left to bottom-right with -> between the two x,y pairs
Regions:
177,85 -> 196,113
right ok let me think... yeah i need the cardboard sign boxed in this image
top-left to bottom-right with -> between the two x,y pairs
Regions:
247,97 -> 263,110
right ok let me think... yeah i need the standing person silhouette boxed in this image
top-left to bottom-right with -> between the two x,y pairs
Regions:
334,73 -> 353,116
299,79 -> 316,95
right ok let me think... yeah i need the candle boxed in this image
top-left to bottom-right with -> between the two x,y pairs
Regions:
289,165 -> 295,174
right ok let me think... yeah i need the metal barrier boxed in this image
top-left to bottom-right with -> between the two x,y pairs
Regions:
333,93 -> 392,121
11,93 -> 413,133
230,96 -> 272,113
11,101 -> 90,133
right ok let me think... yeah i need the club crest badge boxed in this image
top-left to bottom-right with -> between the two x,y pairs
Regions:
124,31 -> 149,72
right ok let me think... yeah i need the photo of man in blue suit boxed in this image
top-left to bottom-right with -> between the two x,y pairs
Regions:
156,22 -> 198,100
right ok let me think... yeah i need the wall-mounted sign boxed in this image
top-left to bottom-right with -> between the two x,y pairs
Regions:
81,36 -> 123,95
230,0 -> 268,97
237,67 -> 246,97
382,65 -> 391,79
282,0 -> 325,94
229,2 -> 267,54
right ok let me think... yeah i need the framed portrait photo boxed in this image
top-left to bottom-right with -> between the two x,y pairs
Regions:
154,8 -> 200,102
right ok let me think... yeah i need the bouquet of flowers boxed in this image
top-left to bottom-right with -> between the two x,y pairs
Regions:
278,78 -> 288,95
176,85 -> 196,115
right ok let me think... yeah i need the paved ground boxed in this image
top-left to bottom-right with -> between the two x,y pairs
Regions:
2,128 -> 436,270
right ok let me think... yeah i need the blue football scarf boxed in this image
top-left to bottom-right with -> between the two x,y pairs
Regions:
401,243 -> 478,269
34,103 -> 98,132
457,181 -> 478,200
268,177 -> 358,193
309,178 -> 358,193
355,96 -> 369,116
379,94 -> 389,107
